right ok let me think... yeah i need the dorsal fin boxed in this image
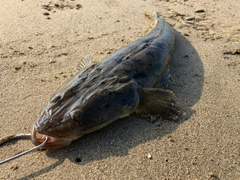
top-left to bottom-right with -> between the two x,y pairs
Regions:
77,56 -> 92,71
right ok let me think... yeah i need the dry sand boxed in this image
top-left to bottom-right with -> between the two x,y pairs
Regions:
0,0 -> 239,179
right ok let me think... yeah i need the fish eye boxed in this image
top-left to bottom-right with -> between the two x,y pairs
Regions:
70,109 -> 83,120
51,95 -> 62,103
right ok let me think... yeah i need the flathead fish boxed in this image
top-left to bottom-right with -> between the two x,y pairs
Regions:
31,14 -> 179,149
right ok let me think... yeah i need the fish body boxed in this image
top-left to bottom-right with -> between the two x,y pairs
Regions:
32,14 -> 179,149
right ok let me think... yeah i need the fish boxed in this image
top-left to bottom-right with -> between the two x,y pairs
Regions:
31,13 -> 180,149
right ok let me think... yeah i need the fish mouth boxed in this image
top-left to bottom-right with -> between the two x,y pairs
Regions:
31,128 -> 72,149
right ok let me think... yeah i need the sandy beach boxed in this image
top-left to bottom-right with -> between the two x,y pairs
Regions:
0,0 -> 239,179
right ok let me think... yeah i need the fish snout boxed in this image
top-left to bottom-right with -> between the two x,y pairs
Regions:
31,127 -> 72,149
31,127 -> 45,146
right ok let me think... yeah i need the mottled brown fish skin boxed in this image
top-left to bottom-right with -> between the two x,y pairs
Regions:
31,14 -> 179,149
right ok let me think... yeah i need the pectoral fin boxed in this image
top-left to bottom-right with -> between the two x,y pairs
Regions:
135,88 -> 180,120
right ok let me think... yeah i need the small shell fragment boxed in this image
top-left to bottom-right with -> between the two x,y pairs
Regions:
147,153 -> 152,159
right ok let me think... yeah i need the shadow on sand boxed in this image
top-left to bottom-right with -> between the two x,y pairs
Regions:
18,30 -> 204,180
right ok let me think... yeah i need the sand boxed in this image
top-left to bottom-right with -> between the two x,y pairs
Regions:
0,0 -> 239,179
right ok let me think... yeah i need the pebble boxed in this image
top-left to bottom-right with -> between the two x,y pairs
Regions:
49,59 -> 56,64
147,153 -> 152,159
43,12 -> 50,16
195,9 -> 206,13
10,164 -> 18,170
208,172 -> 218,178
185,16 -> 195,21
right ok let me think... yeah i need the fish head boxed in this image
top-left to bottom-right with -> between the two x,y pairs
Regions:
31,75 -> 140,149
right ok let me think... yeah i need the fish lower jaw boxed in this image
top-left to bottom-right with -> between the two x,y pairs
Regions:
31,129 -> 72,149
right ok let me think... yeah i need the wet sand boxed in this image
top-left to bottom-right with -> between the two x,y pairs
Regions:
0,0 -> 239,179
